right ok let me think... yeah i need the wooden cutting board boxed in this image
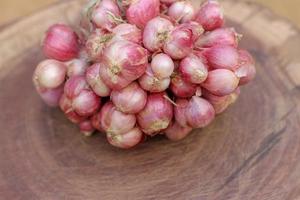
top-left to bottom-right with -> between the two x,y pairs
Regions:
0,0 -> 300,199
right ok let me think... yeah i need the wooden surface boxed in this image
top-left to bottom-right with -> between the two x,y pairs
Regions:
1,0 -> 300,28
1,0 -> 300,199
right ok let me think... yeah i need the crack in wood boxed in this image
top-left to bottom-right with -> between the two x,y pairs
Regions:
218,111 -> 291,190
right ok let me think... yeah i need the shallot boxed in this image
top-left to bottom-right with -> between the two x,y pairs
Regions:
137,93 -> 173,135
43,24 -> 79,61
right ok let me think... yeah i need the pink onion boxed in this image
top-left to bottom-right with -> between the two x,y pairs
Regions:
107,127 -> 143,149
234,50 -> 256,85
203,45 -> 239,70
86,63 -> 111,97
201,69 -> 239,96
100,101 -> 136,135
92,0 -> 122,31
99,40 -> 148,90
59,94 -> 86,123
174,98 -> 189,127
193,50 -> 209,66
64,75 -> 89,99
36,85 -> 64,107
33,59 -> 67,89
151,53 -> 174,78
170,71 -> 196,98
195,0 -> 224,31
63,75 -> 101,117
196,28 -> 240,48
165,121 -> 192,141
168,1 -> 195,23
179,54 -> 208,84
65,58 -> 88,77
112,23 -> 142,44
143,16 -> 174,52
43,24 -> 79,61
85,29 -> 114,62
203,88 -> 240,114
180,21 -> 204,42
91,111 -> 104,132
163,24 -> 194,59
185,96 -> 215,128
79,120 -> 95,136
125,0 -> 160,28
137,93 -> 173,135
202,89 -> 231,114
139,65 -> 171,92
111,82 -> 147,114
72,89 -> 101,117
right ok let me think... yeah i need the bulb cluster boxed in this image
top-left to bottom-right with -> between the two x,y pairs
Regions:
33,0 -> 256,149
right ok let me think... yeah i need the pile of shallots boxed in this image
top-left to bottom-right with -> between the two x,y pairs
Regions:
33,0 -> 256,149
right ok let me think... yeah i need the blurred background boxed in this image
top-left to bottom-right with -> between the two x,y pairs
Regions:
0,0 -> 300,28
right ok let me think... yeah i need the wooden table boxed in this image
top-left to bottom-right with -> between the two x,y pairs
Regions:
1,0 -> 300,199
1,0 -> 300,28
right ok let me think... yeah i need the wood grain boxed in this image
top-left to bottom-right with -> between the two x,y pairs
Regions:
0,0 -> 300,199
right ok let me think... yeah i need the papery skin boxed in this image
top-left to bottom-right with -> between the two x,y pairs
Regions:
86,63 -> 111,97
179,54 -> 208,84
99,40 -> 148,90
143,16 -> 174,52
111,82 -> 147,114
43,24 -> 80,61
107,127 -> 143,149
195,0 -> 224,31
185,96 -> 215,128
201,69 -> 239,96
100,101 -> 137,135
92,0 -> 122,31
165,121 -> 192,141
137,93 -> 173,135
126,0 -> 160,28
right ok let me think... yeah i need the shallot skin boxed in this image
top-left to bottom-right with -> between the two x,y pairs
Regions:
65,58 -> 88,77
201,69 -> 239,96
126,0 -> 160,28
111,82 -> 147,114
174,98 -> 189,127
163,25 -> 194,59
195,0 -> 224,31
99,40 -> 148,90
143,16 -> 174,52
100,102 -> 137,135
168,1 -> 196,23
235,50 -> 256,85
43,24 -> 79,61
79,120 -> 95,136
139,65 -> 171,93
59,94 -> 87,124
203,45 -> 239,70
112,23 -> 142,44
85,29 -> 114,62
107,127 -> 143,149
196,28 -> 240,48
165,121 -> 192,141
185,96 -> 215,128
179,54 -> 208,84
92,0 -> 122,31
137,93 -> 173,135
151,53 -> 174,79
36,85 -> 64,107
86,64 -> 111,97
170,72 -> 197,98
33,59 -> 67,89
